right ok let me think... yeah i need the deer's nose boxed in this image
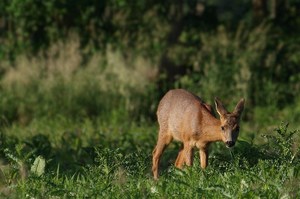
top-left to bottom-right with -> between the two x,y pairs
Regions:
226,141 -> 235,148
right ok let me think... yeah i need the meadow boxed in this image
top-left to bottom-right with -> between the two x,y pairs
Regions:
1,1 -> 300,198
1,121 -> 300,198
0,39 -> 299,198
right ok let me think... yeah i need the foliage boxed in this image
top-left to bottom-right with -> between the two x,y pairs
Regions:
0,0 -> 299,125
262,122 -> 299,164
0,122 -> 299,198
0,37 -> 157,125
0,0 -> 300,198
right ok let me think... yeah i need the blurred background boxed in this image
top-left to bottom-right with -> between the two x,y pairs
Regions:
1,0 -> 299,128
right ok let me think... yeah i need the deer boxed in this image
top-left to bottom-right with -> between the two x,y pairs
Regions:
152,89 -> 245,179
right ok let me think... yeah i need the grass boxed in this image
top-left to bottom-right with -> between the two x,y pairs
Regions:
0,33 -> 300,198
1,119 -> 300,198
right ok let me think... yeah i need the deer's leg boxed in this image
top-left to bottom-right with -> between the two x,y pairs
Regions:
175,144 -> 184,169
152,133 -> 172,180
175,143 -> 194,168
183,144 -> 194,166
199,148 -> 208,169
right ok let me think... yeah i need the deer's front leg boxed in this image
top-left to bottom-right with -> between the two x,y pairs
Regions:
199,148 -> 208,169
175,144 -> 194,168
180,144 -> 194,167
175,144 -> 184,168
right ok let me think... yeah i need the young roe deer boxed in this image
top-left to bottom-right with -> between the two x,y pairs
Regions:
152,89 -> 245,179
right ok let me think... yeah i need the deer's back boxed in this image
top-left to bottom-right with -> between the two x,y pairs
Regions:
157,89 -> 209,140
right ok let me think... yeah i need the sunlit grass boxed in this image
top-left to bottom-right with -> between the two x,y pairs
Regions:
1,119 -> 299,198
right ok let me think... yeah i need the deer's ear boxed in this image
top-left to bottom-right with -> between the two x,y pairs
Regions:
214,97 -> 228,117
233,98 -> 245,117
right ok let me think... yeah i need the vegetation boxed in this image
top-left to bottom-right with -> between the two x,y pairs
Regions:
0,0 -> 299,198
1,121 -> 299,198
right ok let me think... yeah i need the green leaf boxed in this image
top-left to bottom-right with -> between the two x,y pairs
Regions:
31,155 -> 46,176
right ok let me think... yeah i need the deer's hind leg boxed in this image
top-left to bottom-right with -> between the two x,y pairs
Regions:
152,131 -> 173,180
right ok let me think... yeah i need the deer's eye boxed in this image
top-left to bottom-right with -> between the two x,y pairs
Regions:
221,126 -> 225,131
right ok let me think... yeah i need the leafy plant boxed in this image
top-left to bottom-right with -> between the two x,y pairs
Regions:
262,122 -> 299,164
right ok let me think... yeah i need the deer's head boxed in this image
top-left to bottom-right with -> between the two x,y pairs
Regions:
215,98 -> 245,148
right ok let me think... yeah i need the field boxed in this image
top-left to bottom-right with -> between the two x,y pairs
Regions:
1,1 -> 300,198
0,44 -> 299,197
1,118 -> 300,198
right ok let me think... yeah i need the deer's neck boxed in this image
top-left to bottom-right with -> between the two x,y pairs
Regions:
200,113 -> 223,143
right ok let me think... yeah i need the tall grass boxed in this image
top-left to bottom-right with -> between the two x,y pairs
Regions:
176,23 -> 269,103
174,22 -> 300,130
0,35 -> 157,125
1,25 -> 299,129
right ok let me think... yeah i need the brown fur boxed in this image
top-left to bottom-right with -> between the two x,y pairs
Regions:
152,89 -> 245,179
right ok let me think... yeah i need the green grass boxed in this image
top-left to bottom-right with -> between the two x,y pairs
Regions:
1,120 -> 299,198
0,33 -> 299,198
